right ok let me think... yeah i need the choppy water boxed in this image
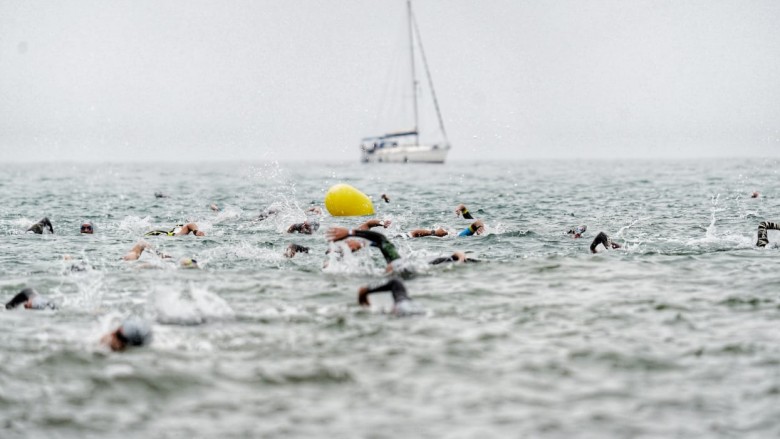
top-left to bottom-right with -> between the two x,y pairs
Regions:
1,159 -> 780,438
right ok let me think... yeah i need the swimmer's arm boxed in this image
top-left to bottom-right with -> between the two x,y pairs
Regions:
356,219 -> 391,231
175,223 -> 204,236
410,227 -> 448,238
358,279 -> 408,305
287,223 -> 303,233
329,228 -> 389,248
455,204 -> 474,219
122,241 -> 151,261
589,232 -> 614,253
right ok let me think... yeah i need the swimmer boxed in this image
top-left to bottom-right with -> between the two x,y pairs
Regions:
327,227 -> 404,273
285,243 -> 310,258
567,225 -> 587,239
306,206 -> 323,215
287,220 -> 320,234
256,207 -> 279,221
27,217 -> 54,234
154,192 -> 167,198
455,204 -> 475,220
101,317 -> 152,352
756,221 -> 780,247
409,227 -> 448,238
326,219 -> 391,255
589,231 -> 622,253
80,221 -> 94,234
209,203 -> 220,212
751,191 -> 760,199
358,278 -> 421,316
5,288 -> 55,310
381,194 -> 390,203
429,251 -> 479,265
179,257 -> 199,269
122,240 -> 153,261
144,223 -> 205,236
458,219 -> 485,237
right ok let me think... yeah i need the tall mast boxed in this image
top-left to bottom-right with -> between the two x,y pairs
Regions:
407,0 -> 419,146
412,11 -> 449,146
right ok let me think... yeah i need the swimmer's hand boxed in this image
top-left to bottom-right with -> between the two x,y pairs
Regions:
326,227 -> 350,242
358,287 -> 370,306
434,228 -> 448,237
382,219 -> 391,228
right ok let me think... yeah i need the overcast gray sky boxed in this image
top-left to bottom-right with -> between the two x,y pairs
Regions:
1,0 -> 779,162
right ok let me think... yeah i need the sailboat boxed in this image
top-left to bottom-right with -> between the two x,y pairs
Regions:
360,0 -> 450,164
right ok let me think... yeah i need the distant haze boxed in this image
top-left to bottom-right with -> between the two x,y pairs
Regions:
1,0 -> 779,162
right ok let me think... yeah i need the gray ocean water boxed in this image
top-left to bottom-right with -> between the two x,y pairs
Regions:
1,159 -> 779,438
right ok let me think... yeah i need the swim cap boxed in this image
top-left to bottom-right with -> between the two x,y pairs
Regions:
179,257 -> 198,268
576,225 -> 587,234
119,317 -> 152,347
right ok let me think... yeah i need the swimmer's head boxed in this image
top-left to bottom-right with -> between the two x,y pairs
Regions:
80,221 -> 94,234
751,191 -> 760,198
110,317 -> 152,351
179,257 -> 199,269
576,225 -> 587,234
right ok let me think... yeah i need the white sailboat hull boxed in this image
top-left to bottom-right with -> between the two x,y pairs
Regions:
361,144 -> 449,163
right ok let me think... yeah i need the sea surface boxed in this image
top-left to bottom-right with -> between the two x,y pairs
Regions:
1,159 -> 779,438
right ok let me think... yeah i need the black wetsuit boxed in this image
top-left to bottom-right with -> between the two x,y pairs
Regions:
351,230 -> 401,263
430,255 -> 479,265
461,209 -> 474,220
27,217 -> 53,234
756,221 -> 780,247
590,231 -> 617,253
145,228 -> 177,237
5,289 -> 34,309
363,278 -> 410,304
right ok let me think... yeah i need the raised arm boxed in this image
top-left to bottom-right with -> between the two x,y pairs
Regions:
455,204 -> 474,219
175,223 -> 205,236
328,227 -> 386,246
357,278 -> 410,306
356,219 -> 391,231
589,232 -> 621,253
123,240 -> 151,261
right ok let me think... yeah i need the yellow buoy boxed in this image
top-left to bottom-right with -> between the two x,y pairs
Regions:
324,184 -> 375,217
